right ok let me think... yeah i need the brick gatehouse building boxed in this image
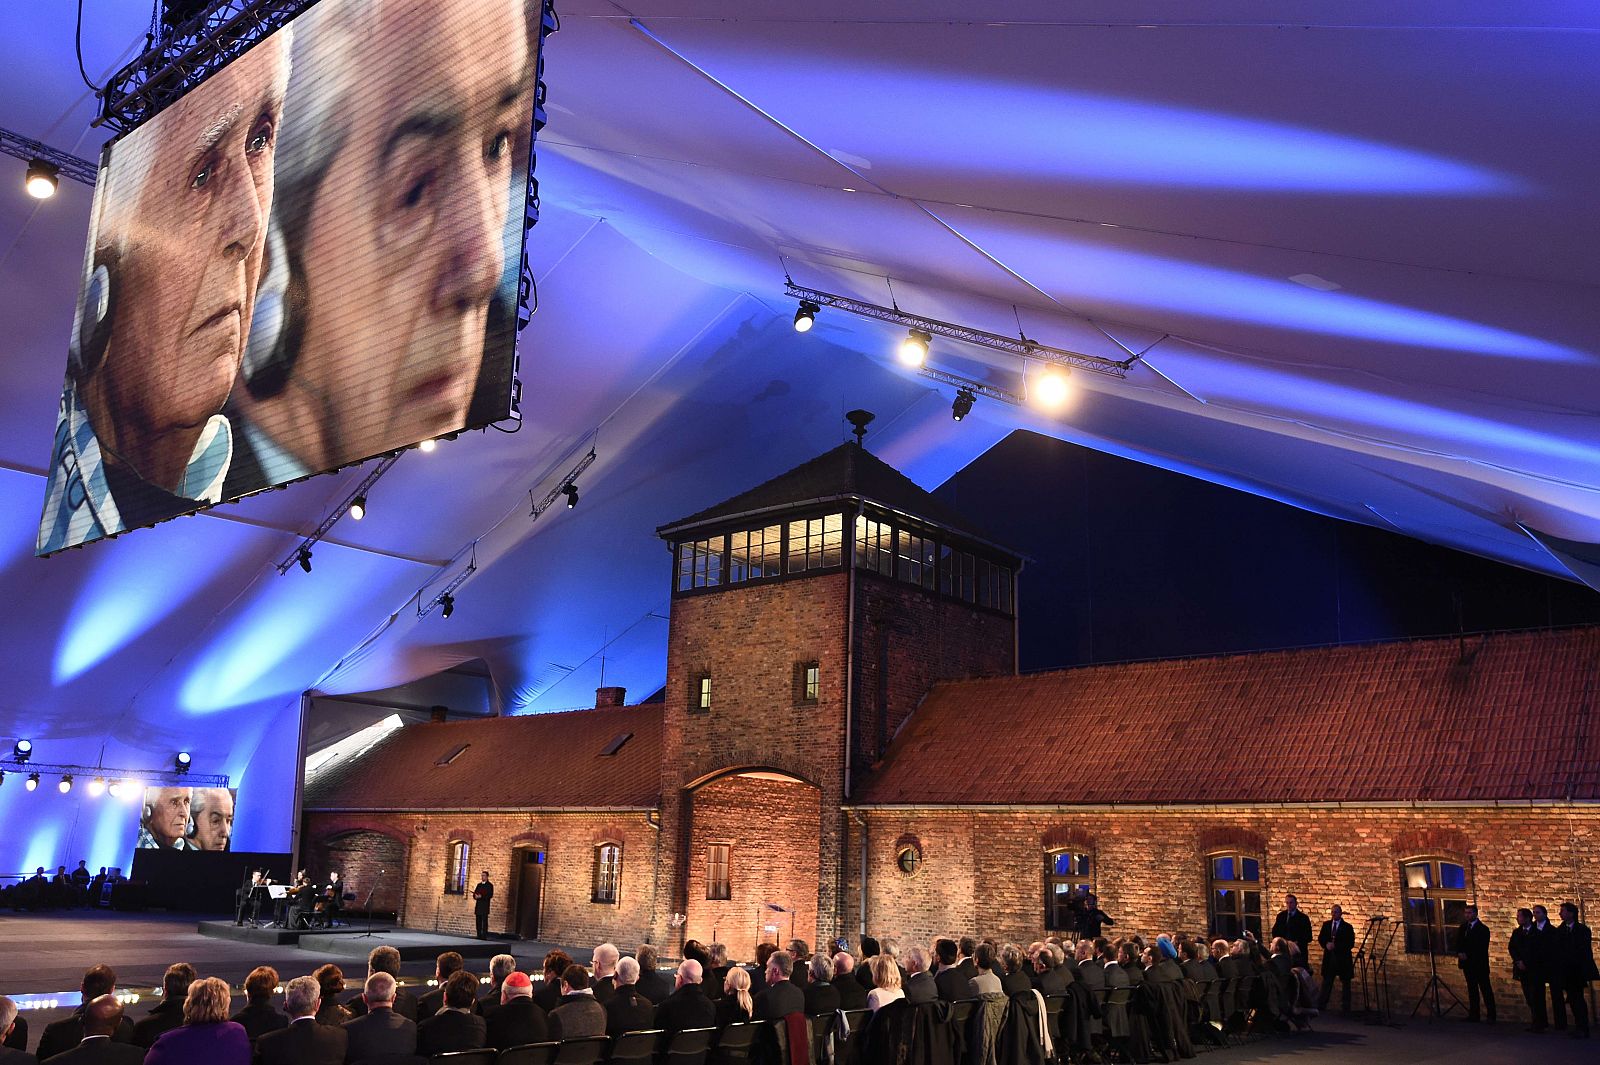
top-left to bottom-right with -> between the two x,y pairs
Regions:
301,440 -> 1600,1019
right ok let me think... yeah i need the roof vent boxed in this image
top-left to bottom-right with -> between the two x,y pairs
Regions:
435,743 -> 470,766
599,732 -> 633,757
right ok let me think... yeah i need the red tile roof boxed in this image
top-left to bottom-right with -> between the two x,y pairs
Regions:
855,626 -> 1600,806
303,704 -> 663,811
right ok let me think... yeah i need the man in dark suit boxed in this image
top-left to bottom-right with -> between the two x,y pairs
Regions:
833,954 -> 868,1011
487,972 -> 549,1050
1510,908 -> 1545,1031
231,966 -> 288,1042
132,962 -> 194,1048
753,953 -> 805,1020
1032,948 -> 1072,997
479,954 -> 518,1018
1455,905 -> 1495,1023
417,971 -> 488,1056
0,997 -> 36,1065
652,960 -> 716,1040
36,966 -> 135,1059
547,965 -> 607,1041
1529,905 -> 1564,1031
534,951 -> 573,1014
1271,895 -> 1313,974
1557,901 -> 1596,1038
956,937 -> 979,985
34,996 -> 142,1065
343,972 -> 417,1060
345,946 -> 419,1022
255,976 -> 347,1065
786,940 -> 812,989
903,946 -> 939,1005
473,871 -> 494,939
416,951 -> 468,1019
604,959 -> 657,1038
933,940 -> 969,1003
590,944 -> 620,1005
1317,904 -> 1357,1012
803,955 -> 841,1015
633,945 -> 674,1005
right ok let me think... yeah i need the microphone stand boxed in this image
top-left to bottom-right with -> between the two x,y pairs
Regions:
356,870 -> 385,939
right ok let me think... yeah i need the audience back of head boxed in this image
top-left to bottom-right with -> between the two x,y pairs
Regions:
184,977 -> 232,1026
365,971 -> 397,1005
284,975 -> 320,1019
244,966 -> 279,1007
616,957 -> 640,986
444,970 -> 479,1009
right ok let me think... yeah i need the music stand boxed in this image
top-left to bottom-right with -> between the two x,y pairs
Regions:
1405,865 -> 1465,1021
355,871 -> 384,939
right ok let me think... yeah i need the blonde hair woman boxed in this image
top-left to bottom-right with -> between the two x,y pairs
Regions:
715,965 -> 754,1026
144,976 -> 249,1065
865,954 -> 904,1012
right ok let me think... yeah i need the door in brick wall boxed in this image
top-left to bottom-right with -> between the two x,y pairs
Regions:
685,770 -> 822,964
513,847 -> 544,940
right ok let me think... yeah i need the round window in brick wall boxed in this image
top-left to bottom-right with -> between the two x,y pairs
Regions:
896,843 -> 923,876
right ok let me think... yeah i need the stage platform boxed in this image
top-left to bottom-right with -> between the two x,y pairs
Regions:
296,927 -> 512,961
196,919 -> 391,946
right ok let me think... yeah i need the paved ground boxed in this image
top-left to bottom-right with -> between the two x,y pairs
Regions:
1,913 -> 1593,1061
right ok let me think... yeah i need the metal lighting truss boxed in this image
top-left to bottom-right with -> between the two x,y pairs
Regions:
783,281 -> 1135,379
0,127 -> 99,186
916,366 -> 1021,407
0,760 -> 228,788
529,448 -> 597,521
418,545 -> 476,619
275,452 -> 404,575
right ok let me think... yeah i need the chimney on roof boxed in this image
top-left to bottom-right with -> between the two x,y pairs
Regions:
595,686 -> 627,709
429,705 -> 449,723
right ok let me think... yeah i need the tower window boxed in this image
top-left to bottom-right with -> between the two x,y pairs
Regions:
690,674 -> 712,713
788,514 -> 844,572
676,537 -> 724,591
1045,850 -> 1092,930
896,532 -> 936,590
729,525 -> 783,583
795,661 -> 820,704
1207,852 -> 1263,940
706,843 -> 731,900
444,840 -> 470,895
854,516 -> 893,576
592,843 -> 622,904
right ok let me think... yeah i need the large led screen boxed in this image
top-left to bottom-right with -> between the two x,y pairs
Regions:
137,785 -> 238,852
40,0 -> 538,554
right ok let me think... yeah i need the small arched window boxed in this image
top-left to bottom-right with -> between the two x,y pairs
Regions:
444,840 -> 470,895
1045,850 -> 1093,931
1207,852 -> 1262,939
1401,857 -> 1470,953
592,842 -> 622,904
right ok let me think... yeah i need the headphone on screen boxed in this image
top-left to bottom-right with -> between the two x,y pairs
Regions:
67,250 -> 118,381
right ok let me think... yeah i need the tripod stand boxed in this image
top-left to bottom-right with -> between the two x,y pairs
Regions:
355,870 -> 385,939
1409,888 -> 1465,1021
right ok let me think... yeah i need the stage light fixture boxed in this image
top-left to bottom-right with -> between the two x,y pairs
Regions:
898,328 -> 930,367
297,547 -> 313,573
26,772 -> 39,792
25,159 -> 59,200
13,738 -> 31,762
59,775 -> 73,794
793,299 -> 819,333
108,780 -> 124,799
175,751 -> 192,773
349,496 -> 366,521
951,388 -> 976,422
88,777 -> 106,797
419,438 -> 437,453
1032,365 -> 1072,410
562,483 -> 579,509
440,594 -> 455,619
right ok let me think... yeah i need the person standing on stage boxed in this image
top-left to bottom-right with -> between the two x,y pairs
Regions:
1271,894 -> 1313,974
1317,904 -> 1355,1012
1556,901 -> 1596,1038
1456,904 -> 1495,1023
473,871 -> 494,939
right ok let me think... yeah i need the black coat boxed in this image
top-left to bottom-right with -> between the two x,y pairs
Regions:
753,979 -> 805,1020
804,980 -> 841,1015
904,972 -> 939,1005
1318,918 -> 1356,978
934,967 -> 972,1003
1509,923 -> 1536,981
603,986 -> 655,1039
487,996 -> 549,1050
1526,921 -> 1562,980
131,997 -> 185,1048
30,1041 -> 143,1065
0,1048 -> 33,1065
230,1002 -> 288,1042
713,996 -> 751,1028
36,1009 -> 135,1061
635,969 -> 675,1006
1079,908 -> 1115,940
417,1009 -> 488,1056
254,1017 -> 347,1065
342,1006 -> 417,1060
1557,921 -> 1599,983
654,984 -> 716,1037
346,986 -> 419,1022
1456,919 -> 1491,975
999,971 -> 1033,998
1271,910 -> 1314,961
836,975 -> 869,1011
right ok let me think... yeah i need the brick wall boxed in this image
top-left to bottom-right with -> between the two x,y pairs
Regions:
850,574 -> 1014,783
685,772 -> 823,961
845,804 -> 1600,1022
303,810 -> 663,946
310,829 -> 407,914
659,574 -> 851,951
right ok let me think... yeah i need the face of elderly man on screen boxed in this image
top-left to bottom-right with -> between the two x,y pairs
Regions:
229,0 -> 530,485
140,787 -> 194,850
188,788 -> 235,851
38,35 -> 290,551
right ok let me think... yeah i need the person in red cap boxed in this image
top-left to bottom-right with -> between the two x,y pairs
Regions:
487,970 -> 548,1051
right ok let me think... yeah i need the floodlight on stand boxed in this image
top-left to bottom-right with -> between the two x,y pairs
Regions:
562,483 -> 579,509
13,738 -> 31,762
793,299 -> 819,333
898,328 -> 931,367
349,495 -> 366,521
58,774 -> 73,794
26,772 -> 39,792
25,159 -> 59,199
175,751 -> 192,773
88,776 -> 106,798
951,388 -> 976,422
1031,365 -> 1072,410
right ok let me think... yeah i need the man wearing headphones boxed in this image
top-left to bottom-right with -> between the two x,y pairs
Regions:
37,30 -> 292,553
224,0 -> 534,498
137,786 -> 196,851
